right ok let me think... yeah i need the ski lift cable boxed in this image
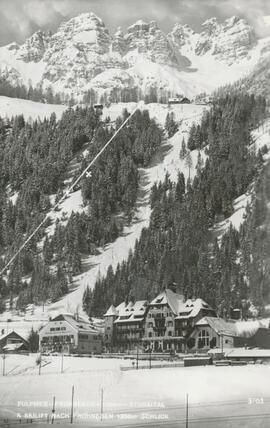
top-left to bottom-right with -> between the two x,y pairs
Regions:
0,102 -> 142,277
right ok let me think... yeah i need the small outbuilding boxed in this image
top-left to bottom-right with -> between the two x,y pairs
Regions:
0,331 -> 29,353
168,97 -> 191,105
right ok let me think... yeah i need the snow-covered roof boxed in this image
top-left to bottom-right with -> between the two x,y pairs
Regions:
114,300 -> 148,324
235,319 -> 270,338
196,317 -> 237,337
149,289 -> 184,315
225,348 -> 270,358
104,305 -> 118,317
196,317 -> 270,338
48,314 -> 99,334
3,342 -> 25,351
0,330 -> 28,343
176,298 -> 215,319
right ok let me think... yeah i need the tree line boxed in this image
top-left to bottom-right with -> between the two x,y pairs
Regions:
0,107 -> 163,311
84,93 -> 268,318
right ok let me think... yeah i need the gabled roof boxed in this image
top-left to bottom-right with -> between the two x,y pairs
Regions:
176,299 -> 215,319
104,305 -> 118,317
50,314 -> 99,334
196,317 -> 237,337
0,330 -> 28,344
114,300 -> 148,324
149,289 -> 184,315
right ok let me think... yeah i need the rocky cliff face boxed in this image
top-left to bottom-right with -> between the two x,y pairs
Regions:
124,20 -> 178,66
0,12 -> 266,100
195,16 -> 257,64
18,30 -> 52,62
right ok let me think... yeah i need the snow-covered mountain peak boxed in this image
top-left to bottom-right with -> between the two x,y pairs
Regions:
125,19 -> 178,66
59,12 -> 106,31
195,15 -> 257,64
127,19 -> 149,31
201,17 -> 219,33
17,30 -> 52,62
52,12 -> 110,52
169,23 -> 195,49
0,13 -> 267,101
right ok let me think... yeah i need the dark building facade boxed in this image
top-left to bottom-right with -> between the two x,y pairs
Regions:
104,300 -> 148,351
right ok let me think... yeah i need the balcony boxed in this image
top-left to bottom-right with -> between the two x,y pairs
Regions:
143,335 -> 184,341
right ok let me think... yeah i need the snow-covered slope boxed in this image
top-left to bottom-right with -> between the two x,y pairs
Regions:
0,13 -> 268,101
39,104 -> 208,319
211,118 -> 270,239
0,96 -> 66,120
0,102 -> 207,329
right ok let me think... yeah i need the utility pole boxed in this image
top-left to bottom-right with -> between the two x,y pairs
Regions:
136,345 -> 139,370
51,396 -> 55,424
61,353 -> 64,374
100,387 -> 104,421
220,331 -> 224,354
70,385 -> 74,424
185,394 -> 189,428
149,348 -> 152,370
38,354 -> 42,375
2,354 -> 5,376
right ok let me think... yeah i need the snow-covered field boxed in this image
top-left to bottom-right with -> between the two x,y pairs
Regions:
0,355 -> 270,427
0,96 -> 66,121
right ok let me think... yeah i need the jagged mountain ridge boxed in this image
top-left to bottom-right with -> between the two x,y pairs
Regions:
0,12 -> 269,101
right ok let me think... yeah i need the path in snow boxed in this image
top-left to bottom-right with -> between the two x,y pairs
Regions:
0,103 -> 207,327
48,104 -> 207,316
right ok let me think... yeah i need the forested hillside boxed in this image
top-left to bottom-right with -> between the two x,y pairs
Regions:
85,94 -> 269,318
0,107 -> 163,312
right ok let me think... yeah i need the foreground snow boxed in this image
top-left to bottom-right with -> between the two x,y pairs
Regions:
0,355 -> 270,427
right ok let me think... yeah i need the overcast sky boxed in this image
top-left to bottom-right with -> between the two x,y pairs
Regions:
0,0 -> 270,46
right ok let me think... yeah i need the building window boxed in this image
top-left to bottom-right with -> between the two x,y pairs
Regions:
148,332 -> 152,338
78,334 -> 88,340
50,328 -> 55,331
148,322 -> 153,328
167,321 -> 173,327
198,329 -> 210,348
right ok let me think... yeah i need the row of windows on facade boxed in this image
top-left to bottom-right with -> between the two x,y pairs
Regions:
147,331 -> 174,338
42,333 -> 99,342
41,335 -> 75,343
147,311 -> 173,318
147,321 -> 174,328
50,327 -> 66,331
